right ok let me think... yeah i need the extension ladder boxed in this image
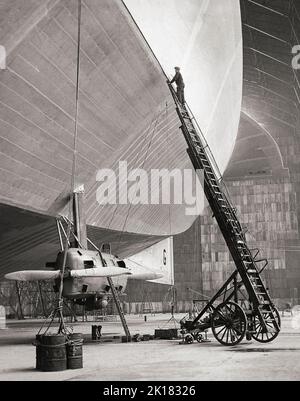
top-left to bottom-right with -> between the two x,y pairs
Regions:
168,83 -> 280,345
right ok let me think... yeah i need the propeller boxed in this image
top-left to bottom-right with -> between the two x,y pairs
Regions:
5,270 -> 61,281
70,266 -> 132,278
4,266 -> 132,281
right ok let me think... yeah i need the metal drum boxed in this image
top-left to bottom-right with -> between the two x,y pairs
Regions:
36,334 -> 67,372
35,334 -> 42,370
66,333 -> 83,370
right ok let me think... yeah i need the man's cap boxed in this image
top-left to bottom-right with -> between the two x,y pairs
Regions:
174,66 -> 180,70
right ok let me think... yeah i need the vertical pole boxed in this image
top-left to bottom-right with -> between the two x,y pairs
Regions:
107,277 -> 131,340
56,219 -> 64,251
37,281 -> 47,318
73,187 -> 88,249
82,304 -> 86,322
15,282 -> 24,320
172,286 -> 177,313
234,276 -> 238,303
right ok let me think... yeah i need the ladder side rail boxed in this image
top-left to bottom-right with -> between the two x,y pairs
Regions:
169,84 -> 279,334
177,110 -> 244,243
180,113 -> 265,290
187,134 -> 278,331
186,133 -> 264,306
184,100 -> 234,198
183,96 -> 244,214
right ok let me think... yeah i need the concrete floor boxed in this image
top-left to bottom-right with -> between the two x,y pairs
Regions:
0,312 -> 300,381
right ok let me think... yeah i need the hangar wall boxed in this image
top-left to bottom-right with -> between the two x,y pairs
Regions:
125,218 -> 202,314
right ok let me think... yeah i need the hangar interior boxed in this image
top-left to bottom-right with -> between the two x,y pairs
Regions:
0,0 -> 299,321
127,0 -> 300,313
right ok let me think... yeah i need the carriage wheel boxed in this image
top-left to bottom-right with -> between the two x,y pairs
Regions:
195,332 -> 203,343
251,307 -> 281,343
184,334 -> 194,344
212,301 -> 247,346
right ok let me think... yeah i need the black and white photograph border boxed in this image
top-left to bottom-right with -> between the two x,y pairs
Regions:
0,0 -> 300,383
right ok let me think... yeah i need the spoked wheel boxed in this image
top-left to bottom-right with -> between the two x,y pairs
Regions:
212,301 -> 247,346
251,307 -> 281,343
195,332 -> 203,343
184,334 -> 194,344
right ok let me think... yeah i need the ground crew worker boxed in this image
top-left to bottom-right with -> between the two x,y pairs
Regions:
170,66 -> 185,105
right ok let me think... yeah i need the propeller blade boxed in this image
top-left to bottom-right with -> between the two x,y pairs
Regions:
5,270 -> 61,281
124,259 -> 164,281
70,266 -> 132,278
127,272 -> 164,280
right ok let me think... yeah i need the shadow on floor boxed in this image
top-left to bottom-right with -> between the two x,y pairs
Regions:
229,347 -> 300,353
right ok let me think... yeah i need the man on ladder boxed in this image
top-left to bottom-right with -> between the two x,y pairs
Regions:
169,66 -> 185,105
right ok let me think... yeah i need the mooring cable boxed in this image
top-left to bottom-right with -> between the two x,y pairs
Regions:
56,0 -> 83,335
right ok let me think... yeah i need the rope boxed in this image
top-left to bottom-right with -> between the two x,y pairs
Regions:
36,0 -> 82,337
159,101 -> 173,238
70,0 -> 82,197
57,0 -> 82,334
33,338 -> 83,348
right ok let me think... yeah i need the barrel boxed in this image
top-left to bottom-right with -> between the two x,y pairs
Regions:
36,334 -> 67,372
0,305 -> 6,329
66,333 -> 83,370
35,334 -> 42,370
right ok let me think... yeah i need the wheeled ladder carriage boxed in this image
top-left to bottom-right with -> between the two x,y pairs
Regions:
167,82 -> 281,346
180,281 -> 281,346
